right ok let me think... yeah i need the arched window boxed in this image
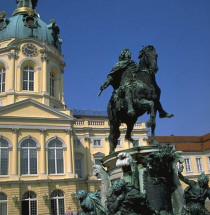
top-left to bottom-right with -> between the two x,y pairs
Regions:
22,66 -> 34,91
0,67 -> 5,93
51,190 -> 65,215
50,72 -> 55,96
0,193 -> 7,215
0,138 -> 9,175
22,191 -> 37,215
20,138 -> 38,175
48,139 -> 64,174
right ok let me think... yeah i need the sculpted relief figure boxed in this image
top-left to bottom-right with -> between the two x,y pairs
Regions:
76,190 -> 106,215
106,179 -> 156,215
99,46 -> 173,154
178,166 -> 210,215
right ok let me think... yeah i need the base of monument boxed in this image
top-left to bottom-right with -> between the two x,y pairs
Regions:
102,145 -> 159,180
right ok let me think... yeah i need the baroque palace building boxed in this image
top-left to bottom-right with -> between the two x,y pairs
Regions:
0,1 -> 209,215
0,1 -> 149,214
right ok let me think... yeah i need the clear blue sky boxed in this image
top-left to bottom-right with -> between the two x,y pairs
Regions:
2,1 -> 210,136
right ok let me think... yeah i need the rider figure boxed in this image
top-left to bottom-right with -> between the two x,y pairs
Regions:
99,48 -> 136,116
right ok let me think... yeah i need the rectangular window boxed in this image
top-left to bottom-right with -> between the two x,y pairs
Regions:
21,149 -> 37,175
184,158 -> 192,172
0,149 -> 8,175
0,201 -> 7,215
75,159 -> 82,178
94,158 -> 102,179
196,157 -> 203,172
50,73 -> 55,97
30,149 -> 37,174
21,149 -> 28,175
93,140 -> 102,147
208,157 -> 210,170
74,139 -> 81,147
23,68 -> 34,91
48,149 -> 64,174
56,149 -> 64,174
0,68 -> 5,93
48,149 -> 56,174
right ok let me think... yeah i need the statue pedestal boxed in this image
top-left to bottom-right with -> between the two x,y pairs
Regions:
102,146 -> 159,181
101,145 -> 184,214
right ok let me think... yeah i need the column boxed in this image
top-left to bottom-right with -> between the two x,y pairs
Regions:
65,129 -> 74,176
39,129 -> 46,177
8,51 -> 18,92
85,137 -> 91,177
60,71 -> 65,104
12,128 -> 19,177
41,53 -> 49,94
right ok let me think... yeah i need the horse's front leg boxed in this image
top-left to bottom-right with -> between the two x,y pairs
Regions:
139,99 -> 155,128
108,120 -> 121,154
125,119 -> 136,143
151,111 -> 159,145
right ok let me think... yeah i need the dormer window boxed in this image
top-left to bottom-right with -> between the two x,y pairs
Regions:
22,66 -> 34,91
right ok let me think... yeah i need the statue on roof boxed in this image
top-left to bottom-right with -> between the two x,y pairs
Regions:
16,0 -> 38,9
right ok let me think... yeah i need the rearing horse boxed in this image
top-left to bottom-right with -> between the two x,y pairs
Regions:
100,45 -> 173,154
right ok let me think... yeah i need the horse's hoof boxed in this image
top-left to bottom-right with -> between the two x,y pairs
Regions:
159,112 -> 174,118
166,113 -> 174,118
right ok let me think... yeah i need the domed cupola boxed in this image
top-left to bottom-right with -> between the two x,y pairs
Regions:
0,0 -> 62,51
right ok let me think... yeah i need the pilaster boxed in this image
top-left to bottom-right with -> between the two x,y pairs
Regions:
41,53 -> 49,105
65,129 -> 75,177
39,129 -> 47,178
11,128 -> 19,178
7,50 -> 18,92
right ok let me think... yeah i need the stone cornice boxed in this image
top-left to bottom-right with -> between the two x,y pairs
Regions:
0,124 -> 72,130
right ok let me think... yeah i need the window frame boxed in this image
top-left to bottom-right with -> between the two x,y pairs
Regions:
0,138 -> 10,176
0,193 -> 8,215
75,153 -> 84,178
195,157 -> 203,172
207,156 -> 210,170
74,138 -> 82,147
184,157 -> 193,173
48,140 -> 65,175
50,190 -> 65,215
93,139 -> 103,148
22,65 -> 34,91
20,139 -> 38,176
21,191 -> 37,215
93,152 -> 105,180
0,67 -> 5,93
50,72 -> 55,97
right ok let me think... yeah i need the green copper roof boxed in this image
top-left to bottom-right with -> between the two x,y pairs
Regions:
0,1 -> 62,51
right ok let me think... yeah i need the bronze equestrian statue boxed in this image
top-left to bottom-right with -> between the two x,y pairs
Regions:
99,45 -> 173,154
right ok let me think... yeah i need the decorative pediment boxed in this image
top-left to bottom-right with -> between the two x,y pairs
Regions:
0,99 -> 74,121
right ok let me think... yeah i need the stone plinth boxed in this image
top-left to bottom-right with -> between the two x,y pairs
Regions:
101,146 -> 159,181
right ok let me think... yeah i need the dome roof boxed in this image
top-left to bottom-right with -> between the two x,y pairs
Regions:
0,1 -> 62,51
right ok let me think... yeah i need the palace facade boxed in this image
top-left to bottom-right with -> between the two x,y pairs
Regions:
0,1 -> 148,214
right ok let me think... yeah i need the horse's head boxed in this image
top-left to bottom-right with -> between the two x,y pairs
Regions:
139,45 -> 159,74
